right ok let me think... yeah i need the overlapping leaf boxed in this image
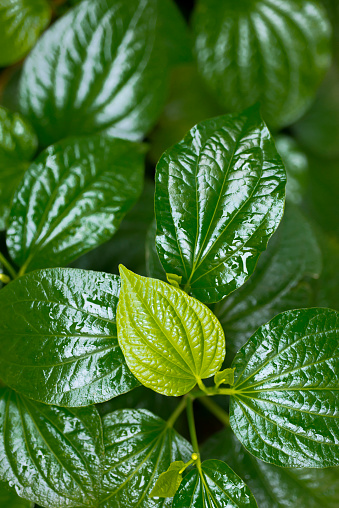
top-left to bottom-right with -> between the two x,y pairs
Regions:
117,266 -> 225,396
0,481 -> 32,508
230,308 -> 339,467
155,107 -> 286,303
192,0 -> 332,127
275,136 -> 308,205
0,268 -> 139,406
7,135 -> 145,273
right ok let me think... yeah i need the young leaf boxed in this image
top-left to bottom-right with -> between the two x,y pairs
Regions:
215,205 -> 322,355
149,461 -> 185,498
0,0 -> 51,66
155,107 -> 286,303
214,368 -> 235,388
230,308 -> 339,467
0,481 -> 33,508
117,266 -> 225,396
100,409 -> 192,507
202,427 -> 339,508
0,106 -> 37,231
0,268 -> 139,406
0,387 -> 103,507
18,0 -> 183,146
172,459 -> 258,507
7,135 -> 145,273
192,0 -> 332,127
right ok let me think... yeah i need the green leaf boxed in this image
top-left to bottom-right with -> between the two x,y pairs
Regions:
192,0 -> 332,128
100,408 -> 192,507
214,368 -> 235,388
18,0 -> 181,146
0,106 -> 37,231
172,459 -> 258,507
0,387 -> 103,507
0,482 -> 33,508
7,135 -> 145,273
215,205 -> 322,355
155,107 -> 286,303
314,233 -> 339,312
275,135 -> 308,205
202,427 -> 339,508
166,273 -> 183,288
149,461 -> 185,498
146,220 -> 167,282
117,266 -> 225,396
230,308 -> 339,468
0,268 -> 139,406
0,0 -> 51,66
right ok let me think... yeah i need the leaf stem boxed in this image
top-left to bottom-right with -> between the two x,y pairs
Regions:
186,397 -> 199,454
198,397 -> 230,426
166,396 -> 187,428
0,251 -> 17,280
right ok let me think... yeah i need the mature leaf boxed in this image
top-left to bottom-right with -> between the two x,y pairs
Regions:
192,0 -> 332,127
7,135 -> 145,273
0,106 -> 37,231
117,266 -> 225,396
214,205 -> 322,355
172,459 -> 257,507
230,308 -> 339,467
146,220 -> 167,282
275,136 -> 308,205
0,268 -> 139,406
0,0 -> 51,66
155,107 -> 286,303
0,481 -> 33,508
202,427 -> 339,508
18,0 -> 187,146
100,409 -> 192,507
0,387 -> 103,507
149,461 -> 185,498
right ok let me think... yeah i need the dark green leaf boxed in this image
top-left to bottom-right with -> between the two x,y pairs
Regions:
275,135 -> 308,205
149,461 -> 185,498
192,0 -> 332,127
0,268 -> 139,406
202,427 -> 339,508
146,220 -> 167,282
117,266 -> 225,396
0,481 -> 33,508
0,106 -> 37,231
313,233 -> 339,311
214,205 -> 322,355
172,459 -> 257,507
7,135 -> 145,273
230,308 -> 339,467
0,0 -> 51,66
155,107 -> 286,303
100,408 -> 192,507
0,387 -> 103,507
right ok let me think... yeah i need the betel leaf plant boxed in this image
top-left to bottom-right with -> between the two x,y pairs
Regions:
0,0 -> 338,507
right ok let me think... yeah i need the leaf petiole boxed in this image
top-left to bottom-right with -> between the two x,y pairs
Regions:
0,251 -> 17,280
167,396 -> 187,428
198,397 -> 230,426
186,397 -> 199,456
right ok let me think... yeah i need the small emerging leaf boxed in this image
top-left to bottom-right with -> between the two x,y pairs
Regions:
166,273 -> 183,288
149,461 -> 185,498
214,368 -> 235,387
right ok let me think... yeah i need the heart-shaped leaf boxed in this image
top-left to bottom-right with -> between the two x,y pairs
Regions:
230,308 -> 339,467
172,459 -> 257,507
0,268 -> 139,406
7,135 -> 145,273
0,388 -> 103,507
117,266 -> 225,396
192,0 -> 332,127
155,106 -> 286,303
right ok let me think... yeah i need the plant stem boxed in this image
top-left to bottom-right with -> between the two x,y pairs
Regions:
199,397 -> 230,426
167,396 -> 187,428
0,251 -> 17,280
186,397 -> 199,454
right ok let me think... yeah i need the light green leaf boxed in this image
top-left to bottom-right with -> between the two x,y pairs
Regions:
7,135 -> 145,273
166,273 -> 183,288
172,459 -> 258,507
192,0 -> 332,127
0,106 -> 37,231
0,268 -> 139,406
275,135 -> 308,205
155,107 -> 286,303
214,368 -> 235,388
117,266 -> 225,396
0,482 -> 33,508
0,0 -> 51,66
149,461 -> 185,498
230,308 -> 339,467
100,409 -> 192,507
215,205 -> 322,355
0,387 -> 103,507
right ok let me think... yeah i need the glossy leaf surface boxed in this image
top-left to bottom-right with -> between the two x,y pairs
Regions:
0,0 -> 51,66
0,268 -> 139,406
275,136 -> 308,205
193,0 -> 332,127
0,388 -> 103,507
230,308 -> 339,467
155,107 -> 286,303
215,205 -> 322,354
7,135 -> 145,273
172,459 -> 257,507
100,409 -> 192,507
18,0 -> 184,146
117,266 -> 225,396
0,106 -> 37,231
